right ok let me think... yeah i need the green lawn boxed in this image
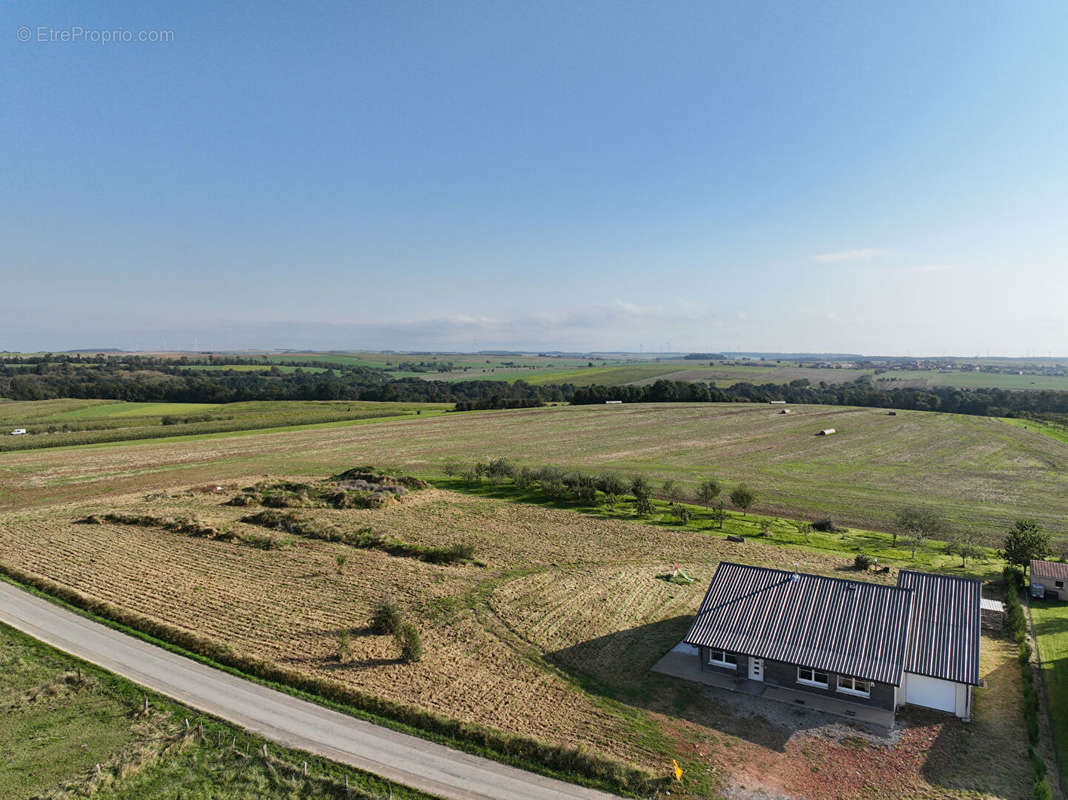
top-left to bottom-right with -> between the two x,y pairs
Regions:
0,621 -> 431,800
0,627 -> 136,799
1030,598 -> 1068,785
1003,417 -> 1068,445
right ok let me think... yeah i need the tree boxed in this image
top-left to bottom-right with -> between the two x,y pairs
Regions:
661,479 -> 682,503
696,479 -> 722,508
999,519 -> 1051,568
631,476 -> 654,516
711,503 -> 727,530
945,530 -> 983,567
729,485 -> 755,515
894,506 -> 947,557
670,503 -> 691,525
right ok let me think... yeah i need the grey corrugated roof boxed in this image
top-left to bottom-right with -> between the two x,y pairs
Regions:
897,570 -> 981,686
684,562 -> 914,685
1031,560 -> 1068,581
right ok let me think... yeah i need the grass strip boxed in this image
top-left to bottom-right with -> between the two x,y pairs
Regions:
1004,566 -> 1055,800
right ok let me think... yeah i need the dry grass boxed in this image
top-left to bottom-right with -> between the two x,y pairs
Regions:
0,480 -> 1033,797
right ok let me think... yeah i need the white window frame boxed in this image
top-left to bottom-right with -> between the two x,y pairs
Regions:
796,666 -> 829,688
707,649 -> 738,670
836,675 -> 871,698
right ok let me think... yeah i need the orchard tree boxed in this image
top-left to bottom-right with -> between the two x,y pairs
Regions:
729,485 -> 756,516
895,506 -> 947,557
696,479 -> 722,508
945,532 -> 983,567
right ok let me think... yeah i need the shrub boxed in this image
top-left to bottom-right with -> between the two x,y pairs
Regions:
337,632 -> 352,663
854,553 -> 874,570
1034,776 -> 1053,800
670,504 -> 691,525
396,622 -> 423,663
370,600 -> 403,635
812,518 -> 839,532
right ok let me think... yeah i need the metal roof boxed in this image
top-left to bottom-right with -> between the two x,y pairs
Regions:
684,562 -> 914,685
980,598 -> 1004,613
897,570 -> 981,686
1031,560 -> 1068,581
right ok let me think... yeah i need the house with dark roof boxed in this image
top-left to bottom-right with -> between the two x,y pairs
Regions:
1030,560 -> 1068,601
681,562 -> 981,719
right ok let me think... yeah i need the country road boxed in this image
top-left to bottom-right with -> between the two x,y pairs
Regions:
0,580 -> 621,800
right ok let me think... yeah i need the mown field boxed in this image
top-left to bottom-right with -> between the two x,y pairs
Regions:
0,620 -> 424,800
1,402 -> 1064,548
0,399 -> 450,452
0,482 -> 1034,799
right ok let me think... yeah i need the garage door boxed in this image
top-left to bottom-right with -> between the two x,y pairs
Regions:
905,673 -> 956,712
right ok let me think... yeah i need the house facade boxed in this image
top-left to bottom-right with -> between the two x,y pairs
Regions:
1031,560 -> 1068,601
684,562 -> 981,719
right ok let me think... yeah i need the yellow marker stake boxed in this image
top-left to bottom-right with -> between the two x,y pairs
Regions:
673,759 -> 683,781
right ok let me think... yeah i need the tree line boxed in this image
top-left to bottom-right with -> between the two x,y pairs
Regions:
0,356 -> 567,405
5,356 -> 1068,421
570,377 -> 1068,418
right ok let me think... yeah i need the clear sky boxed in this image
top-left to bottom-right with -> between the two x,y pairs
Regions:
2,1 -> 1065,355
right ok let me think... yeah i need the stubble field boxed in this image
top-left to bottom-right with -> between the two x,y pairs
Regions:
1,402 -> 1064,547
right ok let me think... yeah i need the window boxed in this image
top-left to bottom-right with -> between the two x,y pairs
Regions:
707,649 -> 738,669
837,675 -> 871,698
1056,580 -> 1064,589
796,667 -> 829,687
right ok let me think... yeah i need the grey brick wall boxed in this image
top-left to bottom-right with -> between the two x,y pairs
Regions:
762,658 -> 896,710
696,648 -> 896,711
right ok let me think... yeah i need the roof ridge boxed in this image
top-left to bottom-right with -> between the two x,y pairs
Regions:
719,561 -> 911,594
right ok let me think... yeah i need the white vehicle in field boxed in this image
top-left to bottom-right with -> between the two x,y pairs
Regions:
11,428 -> 27,435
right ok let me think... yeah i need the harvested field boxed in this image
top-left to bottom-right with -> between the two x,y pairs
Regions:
1,402 -> 1064,547
0,483 -> 1032,797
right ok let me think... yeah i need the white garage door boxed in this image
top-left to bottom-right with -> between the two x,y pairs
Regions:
905,673 -> 956,712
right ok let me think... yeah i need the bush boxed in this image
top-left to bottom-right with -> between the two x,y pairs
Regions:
1034,776 -> 1053,800
370,600 -> 403,635
812,518 -> 839,532
854,553 -> 874,570
396,622 -> 423,663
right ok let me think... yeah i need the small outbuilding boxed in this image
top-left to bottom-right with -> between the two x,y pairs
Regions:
1030,560 -> 1068,601
817,428 -> 836,436
604,400 -> 623,405
769,400 -> 787,405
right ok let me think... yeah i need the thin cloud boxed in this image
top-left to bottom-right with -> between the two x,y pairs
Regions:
907,264 -> 955,274
810,248 -> 886,263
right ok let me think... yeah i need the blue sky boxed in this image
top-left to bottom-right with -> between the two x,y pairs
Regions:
2,1 -> 1065,355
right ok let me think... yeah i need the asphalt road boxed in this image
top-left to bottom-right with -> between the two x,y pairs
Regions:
0,580 -> 621,800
